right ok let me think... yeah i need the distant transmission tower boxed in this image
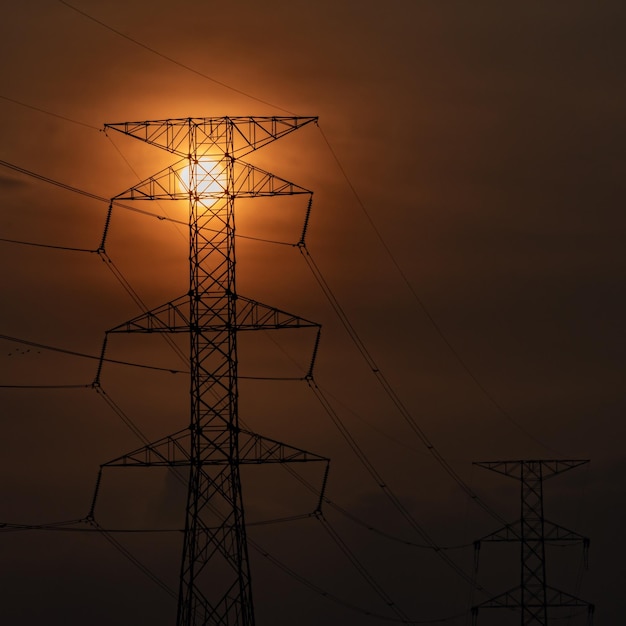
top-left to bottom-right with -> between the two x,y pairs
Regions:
98,117 -> 328,626
472,460 -> 594,626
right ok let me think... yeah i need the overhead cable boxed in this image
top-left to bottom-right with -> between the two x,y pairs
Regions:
0,94 -> 100,130
0,333 -> 185,374
300,245 -> 508,527
316,125 -> 558,455
307,378 -> 489,593
57,0 -> 295,115
0,158 -> 185,224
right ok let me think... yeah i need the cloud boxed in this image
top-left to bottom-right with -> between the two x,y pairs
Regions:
0,173 -> 28,190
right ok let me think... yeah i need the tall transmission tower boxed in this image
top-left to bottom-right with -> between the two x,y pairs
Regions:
97,117 -> 329,626
472,459 -> 594,626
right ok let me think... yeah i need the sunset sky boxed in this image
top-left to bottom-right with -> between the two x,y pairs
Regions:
1,1 -> 624,624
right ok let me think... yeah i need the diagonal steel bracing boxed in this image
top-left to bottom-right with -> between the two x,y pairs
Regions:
100,117 -> 324,626
472,460 -> 593,626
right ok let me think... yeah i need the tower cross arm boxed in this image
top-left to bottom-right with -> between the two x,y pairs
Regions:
236,296 -> 319,330
473,586 -> 521,610
233,161 -> 312,197
477,521 -> 522,542
237,429 -> 329,464
544,520 -> 589,543
104,116 -> 318,157
546,586 -> 594,609
477,519 -> 588,544
474,586 -> 594,611
473,459 -> 589,480
106,295 -> 190,333
112,159 -> 190,201
229,116 -> 318,156
97,427 -> 328,468
101,428 -> 191,467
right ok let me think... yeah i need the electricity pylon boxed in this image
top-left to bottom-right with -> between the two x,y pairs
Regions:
472,460 -> 594,626
97,117 -> 328,626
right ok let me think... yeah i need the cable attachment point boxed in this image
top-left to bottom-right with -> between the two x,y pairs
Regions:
473,540 -> 481,571
306,327 -> 322,380
93,333 -> 109,387
88,467 -> 104,520
315,461 -> 331,515
98,201 -> 114,253
298,193 -> 313,247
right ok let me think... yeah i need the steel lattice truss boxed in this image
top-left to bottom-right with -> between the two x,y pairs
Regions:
99,117 -> 327,626
472,460 -> 594,626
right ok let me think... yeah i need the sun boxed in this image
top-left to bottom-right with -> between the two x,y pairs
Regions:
179,158 -> 227,198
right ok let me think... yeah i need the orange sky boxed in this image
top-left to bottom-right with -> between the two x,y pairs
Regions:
1,1 -> 624,624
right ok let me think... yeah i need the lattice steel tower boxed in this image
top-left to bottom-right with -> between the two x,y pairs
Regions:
472,460 -> 594,626
99,117 -> 327,626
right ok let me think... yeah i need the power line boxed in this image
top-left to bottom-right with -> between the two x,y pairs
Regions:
0,157 -> 185,225
315,125 -> 559,455
0,66 -> 551,619
307,378 -> 489,593
89,518 -> 178,600
252,537 -> 467,625
57,0 -> 295,114
0,333 -> 186,374
0,237 -> 97,253
0,96 -> 309,248
0,383 -> 91,389
104,132 -> 188,244
11,0 -> 554,459
94,385 -> 152,444
0,94 -> 100,130
90,387 -> 430,624
285,455 -> 474,551
300,246 -> 508,528
0,514 -> 314,533
316,512 -> 412,622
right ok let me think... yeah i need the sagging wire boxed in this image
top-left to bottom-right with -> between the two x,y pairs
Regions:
0,97 -> 480,621
95,203 -> 188,370
3,335 -> 467,622
3,506 -> 444,623
0,94 -> 99,130
85,441 -> 350,618
58,0 -> 295,115
316,124 -> 559,456
0,512 -> 176,600
263,457 -> 411,546
318,382 -> 431,457
0,518 -> 87,532
0,384 -> 91,389
0,157 -> 182,224
315,511 -> 411,622
0,237 -> 97,253
282,444 -> 473,551
0,333 -> 184,376
88,517 -> 177,600
299,243 -> 509,528
92,385 -> 151,445
252,539 -> 467,624
251,332 -> 475,553
0,517 -> 314,533
104,131 -> 189,243
306,377 -> 487,593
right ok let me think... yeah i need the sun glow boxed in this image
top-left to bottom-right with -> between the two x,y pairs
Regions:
180,158 -> 227,198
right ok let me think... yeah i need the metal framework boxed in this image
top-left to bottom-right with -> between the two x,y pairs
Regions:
472,460 -> 594,626
99,117 -> 327,626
